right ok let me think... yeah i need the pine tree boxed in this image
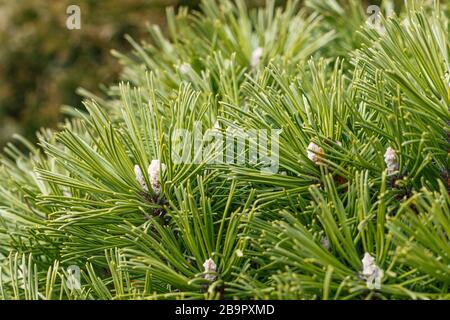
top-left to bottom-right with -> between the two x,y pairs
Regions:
0,0 -> 449,300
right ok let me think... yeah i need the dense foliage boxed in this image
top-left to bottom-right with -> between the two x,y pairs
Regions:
0,0 -> 449,300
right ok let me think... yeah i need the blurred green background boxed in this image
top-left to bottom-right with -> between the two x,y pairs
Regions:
0,0 -> 266,147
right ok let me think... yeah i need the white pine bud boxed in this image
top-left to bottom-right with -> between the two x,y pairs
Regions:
307,142 -> 324,165
134,164 -> 148,192
250,47 -> 263,68
179,63 -> 191,75
203,258 -> 217,282
223,59 -> 231,70
148,159 -> 166,195
321,236 -> 330,251
361,253 -> 383,290
384,147 -> 398,174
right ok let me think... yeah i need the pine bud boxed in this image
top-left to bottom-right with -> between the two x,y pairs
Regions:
134,164 -> 148,192
384,147 -> 398,174
61,186 -> 72,197
148,159 -> 166,195
321,236 -> 330,251
361,253 -> 383,290
251,47 -> 263,68
203,258 -> 217,282
179,63 -> 191,74
223,59 -> 231,70
307,142 -> 324,165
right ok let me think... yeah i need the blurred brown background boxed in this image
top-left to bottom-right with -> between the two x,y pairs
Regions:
0,0 -> 267,147
1,0 -> 391,148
